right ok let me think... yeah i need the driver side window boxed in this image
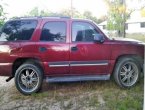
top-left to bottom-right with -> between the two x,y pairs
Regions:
72,22 -> 99,42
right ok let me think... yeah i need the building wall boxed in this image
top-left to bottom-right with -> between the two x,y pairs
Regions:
126,23 -> 145,33
98,22 -> 145,34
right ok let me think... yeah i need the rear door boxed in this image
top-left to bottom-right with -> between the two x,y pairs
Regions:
70,21 -> 111,75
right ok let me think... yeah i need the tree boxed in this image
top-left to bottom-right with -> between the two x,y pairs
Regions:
26,7 -> 51,16
105,0 -> 131,37
97,15 -> 107,24
26,7 -> 83,18
141,8 -> 145,17
26,7 -> 100,24
0,4 -> 6,26
26,7 -> 101,24
83,11 -> 98,23
61,8 -> 82,18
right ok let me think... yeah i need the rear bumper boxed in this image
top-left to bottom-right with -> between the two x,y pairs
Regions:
0,63 -> 12,76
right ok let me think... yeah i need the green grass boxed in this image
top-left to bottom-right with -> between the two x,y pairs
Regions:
126,33 -> 145,42
9,79 -> 143,110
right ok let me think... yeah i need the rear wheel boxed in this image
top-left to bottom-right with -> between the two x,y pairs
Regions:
113,57 -> 141,88
15,63 -> 43,95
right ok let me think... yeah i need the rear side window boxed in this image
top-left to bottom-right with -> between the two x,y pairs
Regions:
40,21 -> 66,42
0,20 -> 37,41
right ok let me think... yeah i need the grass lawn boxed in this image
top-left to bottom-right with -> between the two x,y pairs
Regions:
126,33 -> 145,42
8,79 -> 143,110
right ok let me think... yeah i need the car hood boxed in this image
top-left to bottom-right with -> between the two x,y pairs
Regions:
111,37 -> 145,45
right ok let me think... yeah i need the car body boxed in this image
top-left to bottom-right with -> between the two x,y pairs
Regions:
0,17 -> 144,95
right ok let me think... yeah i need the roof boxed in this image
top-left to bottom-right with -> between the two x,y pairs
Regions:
126,18 -> 145,23
11,16 -> 71,20
8,17 -> 96,25
10,16 -> 94,23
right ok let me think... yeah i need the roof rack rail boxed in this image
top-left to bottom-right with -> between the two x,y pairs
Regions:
12,16 -> 71,19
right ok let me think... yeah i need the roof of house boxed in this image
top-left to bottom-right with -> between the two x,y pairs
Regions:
126,18 -> 145,23
98,21 -> 107,26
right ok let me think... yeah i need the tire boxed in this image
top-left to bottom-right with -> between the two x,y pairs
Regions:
15,63 -> 43,95
113,57 -> 141,88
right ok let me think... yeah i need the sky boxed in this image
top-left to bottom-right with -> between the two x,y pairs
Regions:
1,0 -> 145,19
1,0 -> 108,18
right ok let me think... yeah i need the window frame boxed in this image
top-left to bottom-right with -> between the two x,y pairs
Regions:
0,19 -> 38,42
71,21 -> 100,43
40,21 -> 67,43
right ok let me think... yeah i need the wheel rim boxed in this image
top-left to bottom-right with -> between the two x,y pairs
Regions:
119,62 -> 138,87
18,67 -> 39,93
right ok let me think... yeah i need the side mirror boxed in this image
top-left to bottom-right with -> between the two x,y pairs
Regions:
94,34 -> 105,43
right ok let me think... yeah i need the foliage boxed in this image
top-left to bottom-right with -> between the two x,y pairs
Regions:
141,8 -> 145,17
105,0 -> 132,37
83,11 -> 98,23
27,7 -> 50,16
61,8 -> 83,18
0,4 -> 6,26
26,7 -> 105,24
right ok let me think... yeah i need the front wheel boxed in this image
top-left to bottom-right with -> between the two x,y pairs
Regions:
15,63 -> 43,95
113,57 -> 141,88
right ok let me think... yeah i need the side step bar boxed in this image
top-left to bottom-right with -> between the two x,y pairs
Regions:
46,74 -> 110,83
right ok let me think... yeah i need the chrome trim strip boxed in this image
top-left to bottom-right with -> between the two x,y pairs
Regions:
49,61 -> 69,67
48,61 -> 109,67
49,64 -> 69,67
70,63 -> 108,66
0,63 -> 12,66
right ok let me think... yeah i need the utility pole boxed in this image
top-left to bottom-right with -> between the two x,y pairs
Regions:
122,0 -> 126,38
71,0 -> 73,17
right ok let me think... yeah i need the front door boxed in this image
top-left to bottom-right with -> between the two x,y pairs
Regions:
70,21 -> 111,75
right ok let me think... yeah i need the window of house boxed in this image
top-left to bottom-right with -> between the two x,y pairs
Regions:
40,21 -> 66,42
72,22 -> 99,42
103,25 -> 106,29
125,24 -> 128,30
0,20 -> 37,41
140,22 -> 145,28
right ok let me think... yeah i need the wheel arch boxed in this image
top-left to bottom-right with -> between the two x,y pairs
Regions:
115,54 -> 143,68
110,54 -> 143,77
12,57 -> 44,77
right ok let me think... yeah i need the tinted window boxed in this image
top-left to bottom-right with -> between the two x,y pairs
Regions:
0,20 -> 37,41
72,22 -> 99,42
40,22 -> 66,42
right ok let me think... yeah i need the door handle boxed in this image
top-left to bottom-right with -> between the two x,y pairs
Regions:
71,46 -> 78,51
39,47 -> 47,52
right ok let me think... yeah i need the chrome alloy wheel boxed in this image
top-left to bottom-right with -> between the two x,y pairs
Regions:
18,67 -> 40,93
119,62 -> 139,87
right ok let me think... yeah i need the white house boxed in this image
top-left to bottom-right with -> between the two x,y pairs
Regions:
98,18 -> 145,34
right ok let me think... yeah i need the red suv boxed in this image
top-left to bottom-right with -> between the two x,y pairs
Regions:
0,17 -> 144,95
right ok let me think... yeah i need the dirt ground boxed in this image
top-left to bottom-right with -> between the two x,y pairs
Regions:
0,76 -> 143,110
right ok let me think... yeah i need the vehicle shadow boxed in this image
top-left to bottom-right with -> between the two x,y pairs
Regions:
40,80 -> 116,93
